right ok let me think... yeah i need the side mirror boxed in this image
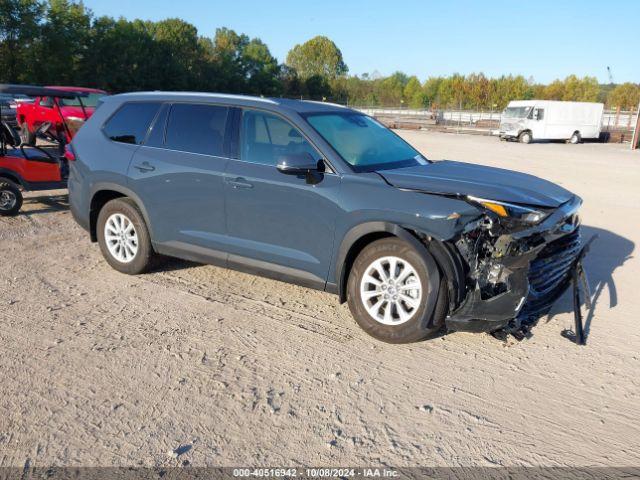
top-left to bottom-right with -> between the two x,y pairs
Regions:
276,152 -> 319,175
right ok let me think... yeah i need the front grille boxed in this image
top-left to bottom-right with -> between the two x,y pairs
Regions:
519,227 -> 582,321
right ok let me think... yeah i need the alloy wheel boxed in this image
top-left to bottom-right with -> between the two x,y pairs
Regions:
0,190 -> 17,211
359,255 -> 423,325
104,213 -> 139,263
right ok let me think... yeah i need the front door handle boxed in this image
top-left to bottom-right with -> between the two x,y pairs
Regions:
225,177 -> 254,189
133,161 -> 155,173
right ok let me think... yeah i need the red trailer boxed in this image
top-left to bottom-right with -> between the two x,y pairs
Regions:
0,85 -> 87,216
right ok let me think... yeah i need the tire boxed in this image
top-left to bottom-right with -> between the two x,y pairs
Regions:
96,198 -> 157,274
569,132 -> 581,144
518,131 -> 532,144
0,180 -> 23,216
19,122 -> 35,146
347,237 -> 448,343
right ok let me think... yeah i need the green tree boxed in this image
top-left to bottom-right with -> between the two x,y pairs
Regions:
148,18 -> 201,90
561,74 -> 598,102
0,0 -> 44,83
403,76 -> 425,108
81,17 -> 158,91
241,38 -> 280,95
608,82 -> 640,109
32,0 -> 92,84
285,35 -> 347,80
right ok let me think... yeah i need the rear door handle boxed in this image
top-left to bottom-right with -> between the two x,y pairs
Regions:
225,177 -> 253,189
133,161 -> 155,173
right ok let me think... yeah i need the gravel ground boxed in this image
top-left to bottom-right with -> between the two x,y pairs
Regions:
0,132 -> 638,468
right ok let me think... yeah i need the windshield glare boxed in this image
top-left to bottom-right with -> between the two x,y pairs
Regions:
503,106 -> 532,119
305,113 -> 426,171
59,92 -> 104,108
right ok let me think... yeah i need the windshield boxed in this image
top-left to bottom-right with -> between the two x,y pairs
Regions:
59,92 -> 105,108
304,112 -> 427,171
503,106 -> 532,119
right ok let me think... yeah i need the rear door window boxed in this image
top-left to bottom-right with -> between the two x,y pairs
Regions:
164,103 -> 229,156
103,102 -> 161,145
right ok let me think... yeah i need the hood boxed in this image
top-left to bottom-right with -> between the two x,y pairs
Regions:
59,105 -> 96,119
378,160 -> 574,207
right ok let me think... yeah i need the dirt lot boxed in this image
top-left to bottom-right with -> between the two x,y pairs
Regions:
1,132 -> 639,468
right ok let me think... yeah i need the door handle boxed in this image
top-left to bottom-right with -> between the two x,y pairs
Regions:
225,177 -> 253,189
133,161 -> 155,173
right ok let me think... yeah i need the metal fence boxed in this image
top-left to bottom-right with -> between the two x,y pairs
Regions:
353,106 -> 639,142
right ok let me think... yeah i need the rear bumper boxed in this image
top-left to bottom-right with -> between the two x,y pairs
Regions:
446,196 -> 583,333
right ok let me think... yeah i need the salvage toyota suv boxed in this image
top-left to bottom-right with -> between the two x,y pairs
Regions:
68,93 -> 583,343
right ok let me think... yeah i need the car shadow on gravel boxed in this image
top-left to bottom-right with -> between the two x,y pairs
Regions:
543,225 -> 634,344
149,225 -> 633,345
21,194 -> 68,215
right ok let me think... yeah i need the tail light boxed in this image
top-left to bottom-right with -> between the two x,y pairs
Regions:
64,143 -> 76,161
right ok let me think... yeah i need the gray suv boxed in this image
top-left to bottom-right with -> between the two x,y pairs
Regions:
69,93 -> 583,343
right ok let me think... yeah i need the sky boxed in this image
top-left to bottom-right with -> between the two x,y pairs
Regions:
82,0 -> 639,84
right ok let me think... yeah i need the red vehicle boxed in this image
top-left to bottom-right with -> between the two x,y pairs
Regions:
16,86 -> 106,145
0,85 -> 87,216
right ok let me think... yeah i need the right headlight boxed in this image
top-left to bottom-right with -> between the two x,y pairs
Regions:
467,196 -> 549,225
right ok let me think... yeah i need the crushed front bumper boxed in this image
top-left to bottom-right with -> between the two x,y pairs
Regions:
446,196 -> 583,333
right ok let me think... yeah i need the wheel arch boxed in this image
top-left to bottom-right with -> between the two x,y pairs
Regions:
0,169 -> 25,188
89,184 -> 152,242
335,222 -> 463,307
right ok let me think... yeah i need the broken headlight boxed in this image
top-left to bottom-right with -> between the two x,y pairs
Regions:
467,196 -> 549,225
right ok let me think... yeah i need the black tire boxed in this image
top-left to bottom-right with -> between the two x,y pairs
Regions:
96,198 -> 157,274
347,237 -> 448,343
19,122 -> 35,146
518,131 -> 532,144
0,180 -> 23,216
569,132 -> 581,144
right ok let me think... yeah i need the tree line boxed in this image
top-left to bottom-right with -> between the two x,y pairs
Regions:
1,0 -> 639,110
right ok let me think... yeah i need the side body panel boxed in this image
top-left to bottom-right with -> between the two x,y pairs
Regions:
129,145 -> 228,251
327,172 -> 479,289
224,160 -> 341,286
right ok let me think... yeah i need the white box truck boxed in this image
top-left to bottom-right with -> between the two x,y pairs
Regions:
498,100 -> 604,144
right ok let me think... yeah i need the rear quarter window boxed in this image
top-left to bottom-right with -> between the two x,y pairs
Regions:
103,102 -> 161,145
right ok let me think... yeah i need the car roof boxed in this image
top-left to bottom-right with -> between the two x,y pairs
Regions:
105,91 -> 351,115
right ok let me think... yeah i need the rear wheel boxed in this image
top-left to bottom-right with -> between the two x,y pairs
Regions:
569,132 -> 581,144
347,237 -> 448,343
19,122 -> 35,146
97,198 -> 157,274
0,180 -> 23,216
518,131 -> 532,144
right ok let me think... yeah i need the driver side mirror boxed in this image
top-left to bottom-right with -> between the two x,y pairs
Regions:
276,152 -> 324,184
276,152 -> 321,174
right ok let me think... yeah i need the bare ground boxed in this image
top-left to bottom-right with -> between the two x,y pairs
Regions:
0,132 -> 638,468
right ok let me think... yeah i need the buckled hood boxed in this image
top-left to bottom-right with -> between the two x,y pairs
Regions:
378,160 -> 574,207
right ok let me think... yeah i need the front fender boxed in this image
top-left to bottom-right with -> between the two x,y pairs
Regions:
334,221 -> 442,303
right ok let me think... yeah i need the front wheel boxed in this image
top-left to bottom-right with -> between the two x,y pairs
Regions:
97,198 -> 157,274
518,131 -> 532,144
347,237 -> 448,343
0,180 -> 23,216
569,132 -> 581,144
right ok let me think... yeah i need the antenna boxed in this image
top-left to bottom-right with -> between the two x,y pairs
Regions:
607,66 -> 614,85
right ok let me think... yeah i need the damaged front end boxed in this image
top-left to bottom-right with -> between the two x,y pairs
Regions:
445,195 -> 583,334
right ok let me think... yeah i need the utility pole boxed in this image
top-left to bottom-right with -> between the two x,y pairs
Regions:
631,101 -> 640,150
